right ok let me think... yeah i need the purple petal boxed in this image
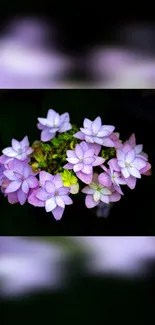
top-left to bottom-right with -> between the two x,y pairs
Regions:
47,109 -> 57,121
135,144 -> 143,154
132,158 -> 146,170
23,165 -> 32,178
85,194 -> 99,208
83,157 -> 95,164
67,157 -> 79,164
140,162 -> 151,175
7,192 -> 18,204
55,196 -> 65,208
26,147 -> 34,155
84,149 -> 94,159
73,163 -> 83,172
66,150 -> 76,158
127,167 -> 141,178
118,160 -> 125,168
45,181 -> 56,193
73,131 -> 85,140
26,176 -> 38,188
37,123 -> 46,130
17,188 -> 27,205
83,118 -> 92,129
102,137 -> 115,147
45,197 -> 56,212
79,141 -> 89,151
127,133 -> 136,146
86,143 -> 101,155
93,137 -> 105,145
28,188 -> 45,207
22,180 -> 29,194
113,184 -> 124,195
20,136 -> 29,148
81,186 -> 95,194
125,149 -> 136,164
5,180 -> 21,193
122,143 -> 132,154
63,163 -> 73,170
61,195 -> 73,205
98,172 -> 112,187
41,129 -> 54,142
13,159 -> 24,174
125,176 -> 137,189
116,177 -> 127,185
53,174 -> 63,189
76,171 -> 93,184
75,144 -> 84,159
81,165 -> 93,174
12,139 -> 20,151
100,194 -> 110,204
52,206 -> 64,220
97,125 -> 115,137
60,112 -> 70,123
58,187 -> 70,195
92,156 -> 105,166
39,171 -> 54,187
38,117 -> 52,127
2,147 -> 17,157
3,170 -> 17,181
92,117 -> 102,134
36,189 -> 49,201
108,158 -> 121,172
121,167 -> 130,178
117,149 -> 125,161
80,127 -> 92,136
59,122 -> 72,133
109,192 -> 121,202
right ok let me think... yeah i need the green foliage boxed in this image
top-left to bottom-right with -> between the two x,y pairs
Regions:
101,147 -> 116,161
29,125 -> 80,174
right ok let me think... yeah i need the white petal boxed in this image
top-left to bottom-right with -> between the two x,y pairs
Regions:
2,147 -> 17,157
55,196 -> 65,208
128,167 -> 141,178
121,167 -> 130,178
45,197 -> 56,212
93,191 -> 101,202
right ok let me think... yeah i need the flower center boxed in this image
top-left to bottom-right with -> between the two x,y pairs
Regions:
125,162 -> 131,167
18,148 -> 23,155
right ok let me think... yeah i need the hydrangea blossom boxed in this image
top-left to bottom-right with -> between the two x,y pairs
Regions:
98,163 -> 126,195
64,141 -> 105,184
29,171 -> 73,220
0,108 -> 152,221
74,116 -> 115,147
82,173 -> 121,208
1,136 -> 33,166
37,109 -> 72,142
3,159 -> 38,205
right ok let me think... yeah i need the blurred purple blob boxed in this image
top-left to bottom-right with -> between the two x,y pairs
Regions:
0,237 -> 67,297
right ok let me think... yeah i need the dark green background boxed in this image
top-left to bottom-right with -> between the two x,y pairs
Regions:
0,90 -> 154,235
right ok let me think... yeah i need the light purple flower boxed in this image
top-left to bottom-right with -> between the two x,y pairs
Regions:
34,171 -> 73,220
98,163 -> 126,195
37,109 -> 72,142
81,173 -> 121,208
109,132 -> 123,149
126,133 -> 151,176
64,141 -> 105,184
2,136 -> 33,162
116,144 -> 147,179
0,164 -> 5,186
28,187 -> 45,207
3,159 -> 38,205
74,116 -> 115,147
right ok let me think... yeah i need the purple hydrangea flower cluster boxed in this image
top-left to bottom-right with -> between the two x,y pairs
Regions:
0,109 -> 152,219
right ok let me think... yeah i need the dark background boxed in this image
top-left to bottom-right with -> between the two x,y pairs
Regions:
0,89 -> 154,235
1,271 -> 153,325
